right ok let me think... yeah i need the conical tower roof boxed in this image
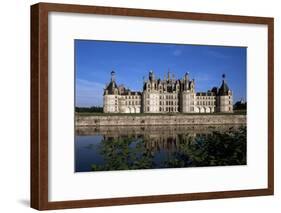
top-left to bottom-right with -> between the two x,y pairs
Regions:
105,81 -> 118,94
218,74 -> 230,95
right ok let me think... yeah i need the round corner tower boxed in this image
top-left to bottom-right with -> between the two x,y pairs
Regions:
216,74 -> 233,113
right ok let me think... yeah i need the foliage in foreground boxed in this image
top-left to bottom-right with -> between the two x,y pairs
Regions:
91,127 -> 246,171
75,106 -> 103,113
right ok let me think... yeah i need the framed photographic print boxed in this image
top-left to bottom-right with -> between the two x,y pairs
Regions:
31,2 -> 274,210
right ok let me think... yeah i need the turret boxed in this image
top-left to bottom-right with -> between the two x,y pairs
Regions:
184,72 -> 189,90
143,70 -> 159,113
103,71 -> 119,113
111,70 -> 115,82
184,72 -> 189,82
189,79 -> 195,92
216,74 -> 233,113
104,71 -> 118,95
167,70 -> 171,81
218,74 -> 230,96
149,70 -> 154,81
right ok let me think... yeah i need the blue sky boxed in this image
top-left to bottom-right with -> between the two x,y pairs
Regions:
75,40 -> 246,107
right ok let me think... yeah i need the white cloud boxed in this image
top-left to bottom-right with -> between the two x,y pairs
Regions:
172,49 -> 182,56
206,49 -> 230,59
76,79 -> 105,107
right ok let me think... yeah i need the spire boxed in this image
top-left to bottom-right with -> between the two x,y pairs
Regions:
149,70 -> 154,81
111,70 -> 115,82
167,69 -> 170,80
184,71 -> 189,81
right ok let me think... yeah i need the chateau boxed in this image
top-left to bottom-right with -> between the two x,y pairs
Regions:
103,70 -> 233,113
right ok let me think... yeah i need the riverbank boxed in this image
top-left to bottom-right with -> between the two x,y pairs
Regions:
76,114 -> 246,126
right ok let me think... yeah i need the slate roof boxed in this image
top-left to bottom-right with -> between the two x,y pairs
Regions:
218,80 -> 230,95
105,81 -> 118,95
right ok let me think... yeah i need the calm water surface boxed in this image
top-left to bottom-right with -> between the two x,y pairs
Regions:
75,125 -> 246,172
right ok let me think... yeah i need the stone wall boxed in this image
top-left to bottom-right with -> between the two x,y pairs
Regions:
76,114 -> 246,126
76,123 -> 245,136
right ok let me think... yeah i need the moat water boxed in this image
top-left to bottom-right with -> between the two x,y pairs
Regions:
75,124 -> 246,172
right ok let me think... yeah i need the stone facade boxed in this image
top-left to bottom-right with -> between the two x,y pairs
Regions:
103,70 -> 233,113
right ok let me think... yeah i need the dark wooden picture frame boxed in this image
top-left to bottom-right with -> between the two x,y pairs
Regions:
31,2 -> 274,210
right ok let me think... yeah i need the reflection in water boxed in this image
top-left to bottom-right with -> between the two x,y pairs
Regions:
75,125 -> 246,172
